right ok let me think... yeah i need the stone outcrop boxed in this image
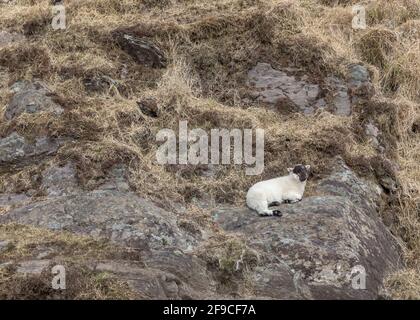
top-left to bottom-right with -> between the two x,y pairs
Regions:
212,159 -> 403,299
248,63 -> 321,114
0,157 -> 403,299
247,63 -> 373,116
41,163 -> 80,197
0,190 -> 198,251
0,132 -> 61,164
4,81 -> 64,120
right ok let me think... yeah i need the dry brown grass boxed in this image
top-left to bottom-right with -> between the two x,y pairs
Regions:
0,224 -> 139,299
0,0 -> 419,298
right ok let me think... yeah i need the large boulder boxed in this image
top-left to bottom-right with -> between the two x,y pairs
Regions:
247,63 -> 321,114
212,159 -> 403,299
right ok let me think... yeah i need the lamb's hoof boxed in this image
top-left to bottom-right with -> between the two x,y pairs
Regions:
273,210 -> 282,217
258,212 -> 272,217
269,201 -> 281,207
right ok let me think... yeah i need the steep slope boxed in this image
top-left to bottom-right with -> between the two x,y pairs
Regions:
0,0 -> 419,299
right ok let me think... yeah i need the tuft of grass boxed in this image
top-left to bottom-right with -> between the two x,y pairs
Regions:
356,28 -> 398,69
385,269 -> 420,300
0,224 -> 139,299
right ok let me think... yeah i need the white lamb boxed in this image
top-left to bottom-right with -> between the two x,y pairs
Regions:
246,164 -> 311,217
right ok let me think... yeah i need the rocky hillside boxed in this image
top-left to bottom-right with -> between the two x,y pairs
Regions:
0,0 -> 419,299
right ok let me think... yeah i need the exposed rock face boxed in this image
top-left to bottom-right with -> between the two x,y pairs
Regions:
41,163 -> 80,197
0,193 -> 30,207
95,257 -> 215,299
251,263 -> 310,299
0,189 -> 217,299
4,81 -> 64,120
16,260 -> 51,276
0,190 -> 198,251
96,164 -> 131,192
113,33 -> 167,68
0,132 -> 61,164
212,159 -> 403,299
248,63 -> 320,114
0,157 -> 402,299
247,63 -> 373,116
325,76 -> 351,116
347,64 -> 374,99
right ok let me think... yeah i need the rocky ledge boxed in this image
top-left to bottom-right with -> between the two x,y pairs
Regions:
0,157 -> 403,299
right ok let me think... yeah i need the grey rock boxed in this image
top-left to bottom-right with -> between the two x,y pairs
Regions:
0,262 -> 13,270
248,63 -> 374,116
95,260 -> 210,299
365,123 -> 380,138
137,98 -> 159,118
36,250 -> 54,259
317,158 -> 382,211
212,158 -> 403,299
96,164 -> 131,192
5,81 -> 64,120
252,263 -> 310,299
348,64 -> 370,89
41,163 -> 80,196
365,122 -> 381,148
248,63 -> 320,114
83,74 -> 118,93
0,193 -> 30,207
347,64 -> 374,100
0,240 -> 12,252
0,132 -> 61,164
16,260 -> 50,275
325,76 -> 352,116
0,190 -> 197,252
0,31 -> 24,48
142,249 -> 216,295
0,190 -> 217,298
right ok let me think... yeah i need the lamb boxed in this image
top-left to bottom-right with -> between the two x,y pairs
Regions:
246,164 -> 310,217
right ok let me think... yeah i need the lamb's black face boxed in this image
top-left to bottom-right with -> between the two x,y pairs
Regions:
293,165 -> 310,182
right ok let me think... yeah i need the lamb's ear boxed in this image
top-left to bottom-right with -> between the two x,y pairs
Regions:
305,165 -> 311,171
287,168 -> 293,174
